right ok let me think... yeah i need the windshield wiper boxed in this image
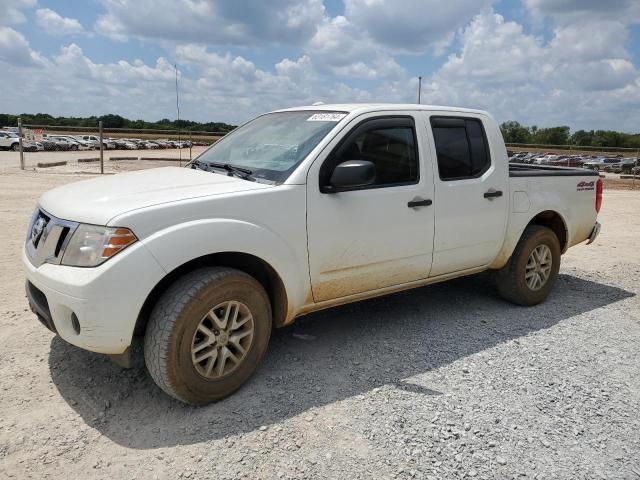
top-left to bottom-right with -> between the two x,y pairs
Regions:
187,159 -> 212,171
208,162 -> 255,181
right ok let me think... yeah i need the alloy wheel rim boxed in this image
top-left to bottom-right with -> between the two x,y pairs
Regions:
525,244 -> 552,291
191,300 -> 254,379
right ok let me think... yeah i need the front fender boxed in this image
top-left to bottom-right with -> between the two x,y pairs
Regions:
141,218 -> 310,315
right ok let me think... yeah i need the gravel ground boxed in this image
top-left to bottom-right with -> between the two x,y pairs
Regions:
0,147 -> 206,175
0,169 -> 639,480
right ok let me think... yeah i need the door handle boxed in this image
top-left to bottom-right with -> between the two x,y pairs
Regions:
407,198 -> 433,208
483,190 -> 503,199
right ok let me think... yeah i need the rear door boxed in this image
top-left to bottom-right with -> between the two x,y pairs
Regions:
424,114 -> 509,277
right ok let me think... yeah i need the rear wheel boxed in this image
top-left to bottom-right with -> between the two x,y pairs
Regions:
11,143 -> 20,151
496,225 -> 561,306
144,267 -> 272,405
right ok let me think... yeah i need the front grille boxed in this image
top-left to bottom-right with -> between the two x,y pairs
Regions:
26,208 -> 79,267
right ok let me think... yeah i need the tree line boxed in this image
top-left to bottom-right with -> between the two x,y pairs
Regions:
0,113 -> 236,133
2,113 -> 638,148
500,121 -> 640,148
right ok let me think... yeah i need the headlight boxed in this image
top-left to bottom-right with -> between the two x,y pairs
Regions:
61,225 -> 137,267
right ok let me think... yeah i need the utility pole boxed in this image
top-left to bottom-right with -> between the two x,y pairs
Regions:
175,63 -> 182,167
18,117 -> 25,170
417,76 -> 422,104
99,121 -> 104,175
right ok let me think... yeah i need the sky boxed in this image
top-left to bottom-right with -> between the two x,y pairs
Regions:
1,0 -> 639,131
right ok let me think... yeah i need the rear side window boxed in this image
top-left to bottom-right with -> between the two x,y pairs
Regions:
431,117 -> 491,180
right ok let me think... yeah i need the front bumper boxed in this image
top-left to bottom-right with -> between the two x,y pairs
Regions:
22,241 -> 166,354
586,221 -> 601,245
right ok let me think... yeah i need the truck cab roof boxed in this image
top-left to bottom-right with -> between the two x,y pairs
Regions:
273,103 -> 490,117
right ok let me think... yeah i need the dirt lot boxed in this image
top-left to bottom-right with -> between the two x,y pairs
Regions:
0,147 -> 208,175
0,165 -> 639,479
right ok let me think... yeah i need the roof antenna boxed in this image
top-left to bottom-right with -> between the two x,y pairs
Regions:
312,101 -> 324,106
417,76 -> 422,104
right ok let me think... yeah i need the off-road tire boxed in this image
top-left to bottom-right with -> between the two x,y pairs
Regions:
144,267 -> 272,405
496,225 -> 561,306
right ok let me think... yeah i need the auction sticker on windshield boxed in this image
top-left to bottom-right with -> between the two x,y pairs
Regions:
307,113 -> 347,122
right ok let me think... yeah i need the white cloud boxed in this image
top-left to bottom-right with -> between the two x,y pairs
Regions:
2,1 -> 639,133
36,8 -> 85,35
422,12 -> 640,131
95,0 -> 326,45
344,0 -> 494,53
524,0 -> 640,22
0,26 -> 47,67
0,0 -> 36,26
307,15 -> 405,80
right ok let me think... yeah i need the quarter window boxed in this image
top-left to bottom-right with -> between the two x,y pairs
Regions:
431,117 -> 490,180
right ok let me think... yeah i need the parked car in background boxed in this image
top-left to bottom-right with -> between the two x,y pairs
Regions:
111,139 -> 137,150
548,156 -> 585,168
154,140 -> 172,148
38,138 -> 57,151
55,135 -> 91,151
48,136 -> 81,151
0,131 -> 22,150
22,141 -> 40,152
76,135 -> 116,150
583,157 -> 620,171
75,135 -> 100,149
606,158 -> 637,174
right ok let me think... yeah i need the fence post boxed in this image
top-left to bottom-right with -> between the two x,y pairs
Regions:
99,121 -> 104,175
189,131 -> 192,162
18,117 -> 25,170
634,149 -> 638,190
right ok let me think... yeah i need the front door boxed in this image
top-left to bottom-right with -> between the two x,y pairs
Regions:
306,114 -> 435,302
424,114 -> 509,277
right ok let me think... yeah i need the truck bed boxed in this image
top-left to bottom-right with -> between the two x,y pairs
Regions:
509,164 -> 600,177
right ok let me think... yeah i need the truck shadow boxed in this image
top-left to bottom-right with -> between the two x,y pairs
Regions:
48,273 -> 634,449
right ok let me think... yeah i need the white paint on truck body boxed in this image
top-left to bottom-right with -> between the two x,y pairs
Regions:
23,104 -> 600,355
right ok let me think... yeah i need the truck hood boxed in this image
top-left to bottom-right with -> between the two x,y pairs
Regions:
39,166 -> 271,225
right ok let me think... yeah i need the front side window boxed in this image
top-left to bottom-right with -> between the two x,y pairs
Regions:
197,111 -> 346,183
321,117 -> 419,189
431,117 -> 490,180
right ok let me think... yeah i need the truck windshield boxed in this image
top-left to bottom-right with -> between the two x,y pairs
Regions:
196,111 -> 347,183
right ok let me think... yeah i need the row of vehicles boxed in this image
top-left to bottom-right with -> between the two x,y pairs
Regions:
0,131 -> 206,152
509,151 -> 639,174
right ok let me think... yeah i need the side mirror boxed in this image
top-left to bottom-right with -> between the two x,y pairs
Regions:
325,160 -> 376,192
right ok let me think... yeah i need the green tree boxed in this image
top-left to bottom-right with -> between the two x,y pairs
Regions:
532,126 -> 570,145
500,121 -> 531,144
571,130 -> 594,146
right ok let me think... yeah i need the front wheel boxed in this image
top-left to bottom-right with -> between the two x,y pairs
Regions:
12,143 -> 20,151
144,267 -> 272,405
495,225 -> 561,306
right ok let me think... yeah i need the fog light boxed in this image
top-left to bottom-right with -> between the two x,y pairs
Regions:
71,313 -> 81,335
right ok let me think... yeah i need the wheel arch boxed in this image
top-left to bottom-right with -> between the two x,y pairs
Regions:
134,251 -> 289,337
491,209 -> 568,269
527,210 -> 568,253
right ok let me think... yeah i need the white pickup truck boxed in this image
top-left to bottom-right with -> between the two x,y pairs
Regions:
23,104 -> 602,404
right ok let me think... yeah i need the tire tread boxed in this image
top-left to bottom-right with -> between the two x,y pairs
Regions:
144,267 -> 258,403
